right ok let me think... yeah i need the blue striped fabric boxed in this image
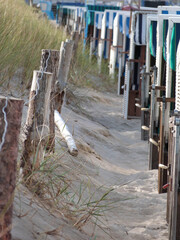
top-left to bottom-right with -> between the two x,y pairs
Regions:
162,10 -> 168,14
106,12 -> 109,27
119,15 -> 123,33
163,19 -> 168,61
112,12 -> 116,29
103,27 -> 108,58
139,14 -> 142,44
96,13 -> 99,28
113,12 -> 116,21
95,29 -> 99,48
126,17 -> 130,37
170,23 -> 180,71
150,21 -> 157,57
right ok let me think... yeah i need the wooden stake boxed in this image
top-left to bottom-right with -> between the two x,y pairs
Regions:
0,96 -> 23,240
72,31 -> 79,56
41,50 -> 60,151
55,39 -> 74,113
21,71 -> 53,174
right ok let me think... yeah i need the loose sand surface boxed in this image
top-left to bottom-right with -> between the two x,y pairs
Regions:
11,86 -> 168,240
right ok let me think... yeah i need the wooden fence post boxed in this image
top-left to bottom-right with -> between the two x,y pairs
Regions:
89,37 -> 95,61
148,67 -> 159,170
41,50 -> 60,151
168,114 -> 180,240
71,31 -> 79,56
0,96 -> 23,240
97,39 -> 104,73
55,39 -> 74,113
21,71 -> 53,174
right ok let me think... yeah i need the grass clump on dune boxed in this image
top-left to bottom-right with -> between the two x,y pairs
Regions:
0,0 -> 65,86
69,42 -> 117,93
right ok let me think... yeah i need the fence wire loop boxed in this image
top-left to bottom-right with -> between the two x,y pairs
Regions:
24,50 -> 51,106
0,97 -> 8,152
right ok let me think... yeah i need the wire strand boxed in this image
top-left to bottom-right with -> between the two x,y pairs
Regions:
24,50 -> 51,106
0,97 -> 8,152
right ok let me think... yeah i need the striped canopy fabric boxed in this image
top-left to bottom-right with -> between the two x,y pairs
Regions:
163,19 -> 168,61
162,10 -> 180,15
134,13 -> 147,45
170,23 -> 180,71
106,11 -> 117,29
149,20 -> 157,57
126,16 -> 130,37
95,12 -> 104,29
119,15 -> 123,33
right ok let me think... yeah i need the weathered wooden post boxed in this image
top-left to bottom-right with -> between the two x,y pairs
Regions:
52,39 -> 77,156
90,37 -> 95,60
148,66 -> 159,170
141,66 -> 146,140
21,71 -> 53,174
55,39 -> 74,113
109,46 -> 117,79
71,31 -> 79,56
168,114 -> 180,240
158,98 -> 167,194
140,67 -> 150,141
29,0 -> 33,7
0,96 -> 23,239
117,53 -> 123,95
97,39 -> 104,73
40,49 -> 60,151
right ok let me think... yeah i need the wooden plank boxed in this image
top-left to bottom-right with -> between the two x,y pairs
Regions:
128,59 -> 145,64
100,38 -> 113,42
141,67 -> 146,140
157,97 -> 175,103
111,45 -> 123,49
149,69 -> 159,170
128,90 -> 141,117
149,86 -> 166,91
168,116 -> 180,240
167,117 -> 174,223
140,46 -> 146,68
0,96 -> 23,239
149,84 -> 156,170
155,86 -> 166,91
108,29 -> 113,60
158,101 -> 168,194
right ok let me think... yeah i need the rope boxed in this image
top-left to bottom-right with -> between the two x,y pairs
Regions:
0,97 -> 8,152
24,50 -> 51,106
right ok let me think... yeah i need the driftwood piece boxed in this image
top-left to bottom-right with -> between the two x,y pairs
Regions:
41,50 -> 60,151
55,39 -> 74,113
54,110 -> 78,156
21,71 -> 53,174
0,96 -> 23,240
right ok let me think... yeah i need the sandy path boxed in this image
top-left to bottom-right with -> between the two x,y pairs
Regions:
9,84 -> 168,239
59,87 -> 168,240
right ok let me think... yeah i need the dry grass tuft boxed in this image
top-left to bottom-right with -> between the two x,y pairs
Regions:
0,0 -> 65,87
